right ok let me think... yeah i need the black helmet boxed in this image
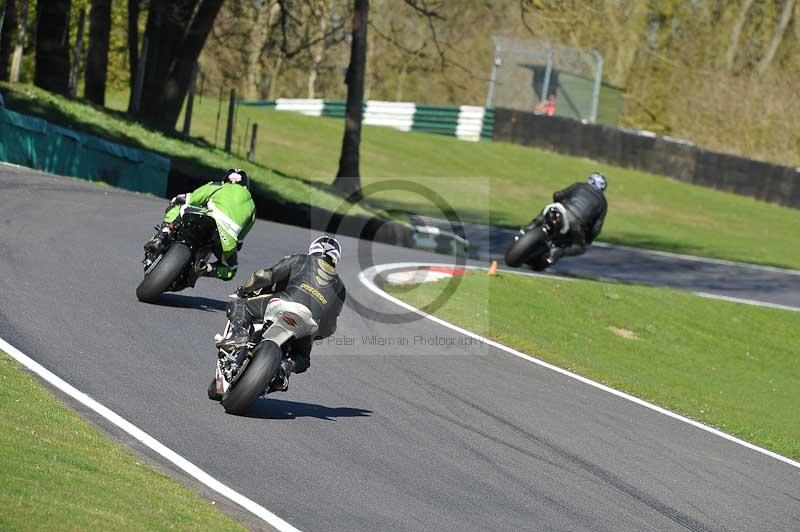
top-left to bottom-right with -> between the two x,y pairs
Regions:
224,168 -> 249,188
308,236 -> 342,267
587,172 -> 607,192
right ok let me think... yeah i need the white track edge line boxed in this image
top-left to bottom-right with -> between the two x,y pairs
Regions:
0,336 -> 302,532
382,261 -> 800,312
358,262 -> 800,471
694,292 -> 800,313
591,241 -> 800,276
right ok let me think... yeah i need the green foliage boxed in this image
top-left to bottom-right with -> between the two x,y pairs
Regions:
196,0 -> 800,166
107,0 -> 133,91
387,271 -> 800,460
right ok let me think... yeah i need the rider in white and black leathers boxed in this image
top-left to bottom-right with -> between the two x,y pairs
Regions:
531,173 -> 608,265
220,236 -> 346,389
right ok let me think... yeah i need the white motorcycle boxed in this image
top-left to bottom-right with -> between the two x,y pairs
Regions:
209,297 -> 318,415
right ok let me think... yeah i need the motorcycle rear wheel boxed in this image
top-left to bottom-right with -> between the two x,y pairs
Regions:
221,341 -> 282,415
136,242 -> 192,302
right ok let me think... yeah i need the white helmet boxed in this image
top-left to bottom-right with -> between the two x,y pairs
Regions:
587,172 -> 607,192
308,236 -> 342,267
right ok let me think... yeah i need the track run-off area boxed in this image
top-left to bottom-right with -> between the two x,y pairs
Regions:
1,167 -> 799,531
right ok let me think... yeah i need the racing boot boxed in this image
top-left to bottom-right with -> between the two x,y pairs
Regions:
215,318 -> 250,349
144,224 -> 170,254
268,358 -> 295,393
203,262 -> 236,281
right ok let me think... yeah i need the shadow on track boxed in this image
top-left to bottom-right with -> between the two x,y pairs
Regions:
243,398 -> 372,421
151,294 -> 229,312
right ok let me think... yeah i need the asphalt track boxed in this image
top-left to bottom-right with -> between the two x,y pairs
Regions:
1,167 -> 799,531
409,215 -> 800,310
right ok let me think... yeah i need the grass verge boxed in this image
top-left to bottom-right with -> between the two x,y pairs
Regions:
168,98 -> 800,270
386,271 -> 800,459
0,351 -> 245,531
3,83 -> 798,269
1,82 -> 377,219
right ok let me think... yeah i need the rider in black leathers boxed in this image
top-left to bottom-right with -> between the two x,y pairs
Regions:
220,236 -> 346,390
528,173 -> 608,266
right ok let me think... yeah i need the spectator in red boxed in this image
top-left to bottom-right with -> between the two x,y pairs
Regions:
535,94 -> 557,116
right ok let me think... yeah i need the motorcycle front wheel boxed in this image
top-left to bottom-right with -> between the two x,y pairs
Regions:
136,242 -> 192,302
504,226 -> 549,268
221,341 -> 282,415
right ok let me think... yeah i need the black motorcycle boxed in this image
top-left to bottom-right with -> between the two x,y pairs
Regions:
504,205 -> 568,271
136,206 -> 220,302
208,297 -> 317,414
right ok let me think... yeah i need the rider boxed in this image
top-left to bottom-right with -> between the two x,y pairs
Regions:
219,236 -> 346,391
530,172 -> 608,266
144,169 -> 256,281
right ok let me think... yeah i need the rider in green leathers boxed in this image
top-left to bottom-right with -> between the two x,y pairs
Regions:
144,169 -> 256,281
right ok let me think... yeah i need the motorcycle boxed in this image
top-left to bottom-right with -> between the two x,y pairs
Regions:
136,205 -> 220,303
504,204 -> 570,271
208,297 -> 318,415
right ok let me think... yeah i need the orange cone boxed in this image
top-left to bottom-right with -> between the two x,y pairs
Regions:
487,260 -> 498,276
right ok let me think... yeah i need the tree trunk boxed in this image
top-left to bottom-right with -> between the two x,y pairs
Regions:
757,0 -> 795,73
0,0 -> 17,81
126,0 -> 140,111
137,0 -> 223,130
137,1 -> 187,123
726,0 -> 755,70
85,0 -> 111,105
9,0 -> 29,82
156,0 -> 224,129
244,2 -> 269,100
266,55 -> 283,100
34,0 -> 71,95
307,1 -> 328,99
68,8 -> 86,98
333,0 -> 368,200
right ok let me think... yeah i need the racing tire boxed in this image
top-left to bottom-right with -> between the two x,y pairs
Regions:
504,226 -> 548,268
208,376 -> 222,401
221,341 -> 282,415
136,242 -> 192,303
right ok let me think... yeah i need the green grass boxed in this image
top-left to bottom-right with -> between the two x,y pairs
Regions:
1,83 -> 376,218
0,351 -> 245,531
386,271 -> 800,459
4,82 -> 799,269
172,97 -> 800,270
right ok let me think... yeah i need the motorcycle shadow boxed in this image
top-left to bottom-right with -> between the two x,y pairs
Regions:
153,293 -> 228,312
243,398 -> 372,421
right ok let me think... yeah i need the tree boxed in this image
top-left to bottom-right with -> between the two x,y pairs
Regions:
333,0 -> 368,199
85,0 -> 112,105
67,8 -> 86,98
126,0 -> 140,112
0,0 -> 17,80
307,1 -> 330,98
757,0 -> 795,73
135,0 -> 224,130
34,0 -> 71,96
8,0 -> 29,83
726,0 -> 755,70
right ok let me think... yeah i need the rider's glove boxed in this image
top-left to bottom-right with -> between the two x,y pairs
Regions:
170,194 -> 187,205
